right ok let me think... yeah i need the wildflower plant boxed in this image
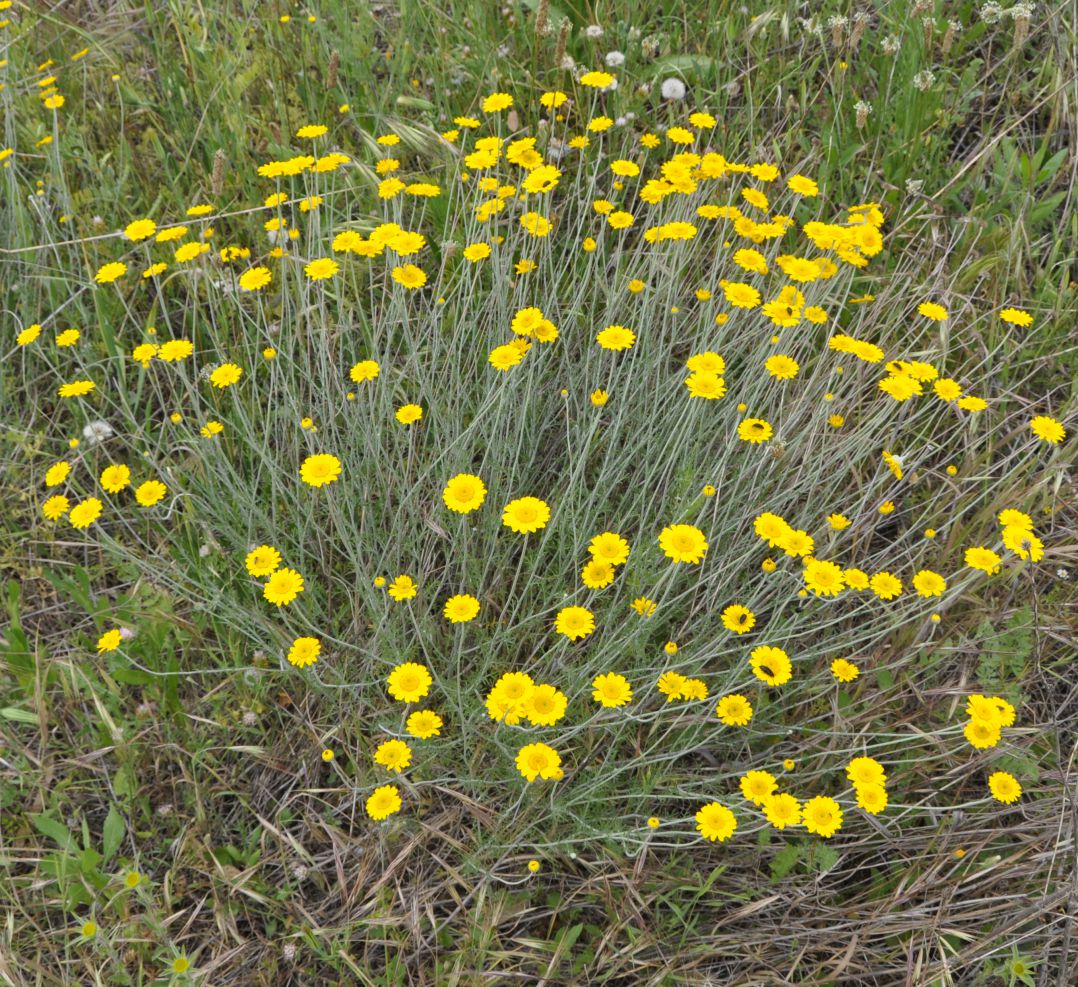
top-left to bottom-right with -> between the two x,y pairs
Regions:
7,23 -> 1074,967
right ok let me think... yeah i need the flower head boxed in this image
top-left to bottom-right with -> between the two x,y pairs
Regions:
802,796 -> 843,838
715,693 -> 753,726
988,771 -> 1022,804
658,524 -> 707,564
300,453 -> 342,488
263,568 -> 304,606
366,784 -> 402,820
695,802 -> 737,842
592,672 -> 633,708
502,496 -> 550,534
516,742 -> 562,782
443,594 -> 480,623
555,606 -> 595,641
287,637 -> 320,668
387,662 -> 432,702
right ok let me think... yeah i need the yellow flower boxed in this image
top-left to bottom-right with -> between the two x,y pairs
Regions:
481,92 -> 513,112
349,359 -> 380,383
263,568 -> 304,606
374,739 -> 412,773
579,70 -> 615,88
581,559 -> 615,589
17,324 -> 42,346
134,480 -> 166,507
243,546 -> 280,580
737,418 -> 773,443
855,784 -> 888,815
462,242 -> 491,262
965,546 -> 1001,575
388,575 -> 417,601
286,637 -> 320,668
443,594 -> 480,623
803,558 -> 845,597
917,301 -> 948,321
392,264 -> 427,289
720,604 -> 755,634
502,496 -> 550,534
592,672 -> 632,708
715,693 -> 753,726
442,473 -> 486,514
750,645 -> 792,686
1000,307 -> 1033,326
406,710 -> 443,739
69,497 -> 103,528
739,770 -> 777,806
988,771 -> 1022,804
94,261 -> 127,284
524,684 -> 568,726
44,461 -> 71,487
964,717 -> 1001,750
763,793 -> 801,829
304,257 -> 339,280
830,658 -> 859,682
209,363 -> 243,388
631,597 -> 657,617
239,266 -> 272,291
1030,415 -> 1065,444
96,629 -> 122,653
516,743 -> 562,782
174,241 -> 208,262
395,403 -> 423,425
100,464 -> 131,494
695,802 -> 737,842
554,605 -> 595,641
123,218 -> 156,241
299,453 -> 342,488
387,662 -> 432,702
589,532 -> 629,566
786,174 -> 818,196
869,571 -> 902,600
658,524 -> 707,564
489,343 -> 526,371
912,569 -> 946,597
366,784 -> 402,820
802,796 -> 843,838
42,495 -> 70,520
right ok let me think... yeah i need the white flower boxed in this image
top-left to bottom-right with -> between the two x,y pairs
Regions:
605,50 -> 625,67
82,420 -> 114,445
912,69 -> 935,91
585,24 -> 603,38
660,77 -> 686,100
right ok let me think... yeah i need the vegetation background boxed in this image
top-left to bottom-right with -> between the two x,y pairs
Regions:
2,0 -> 1076,984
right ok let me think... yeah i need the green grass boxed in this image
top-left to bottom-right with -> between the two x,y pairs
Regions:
2,2 -> 1077,984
